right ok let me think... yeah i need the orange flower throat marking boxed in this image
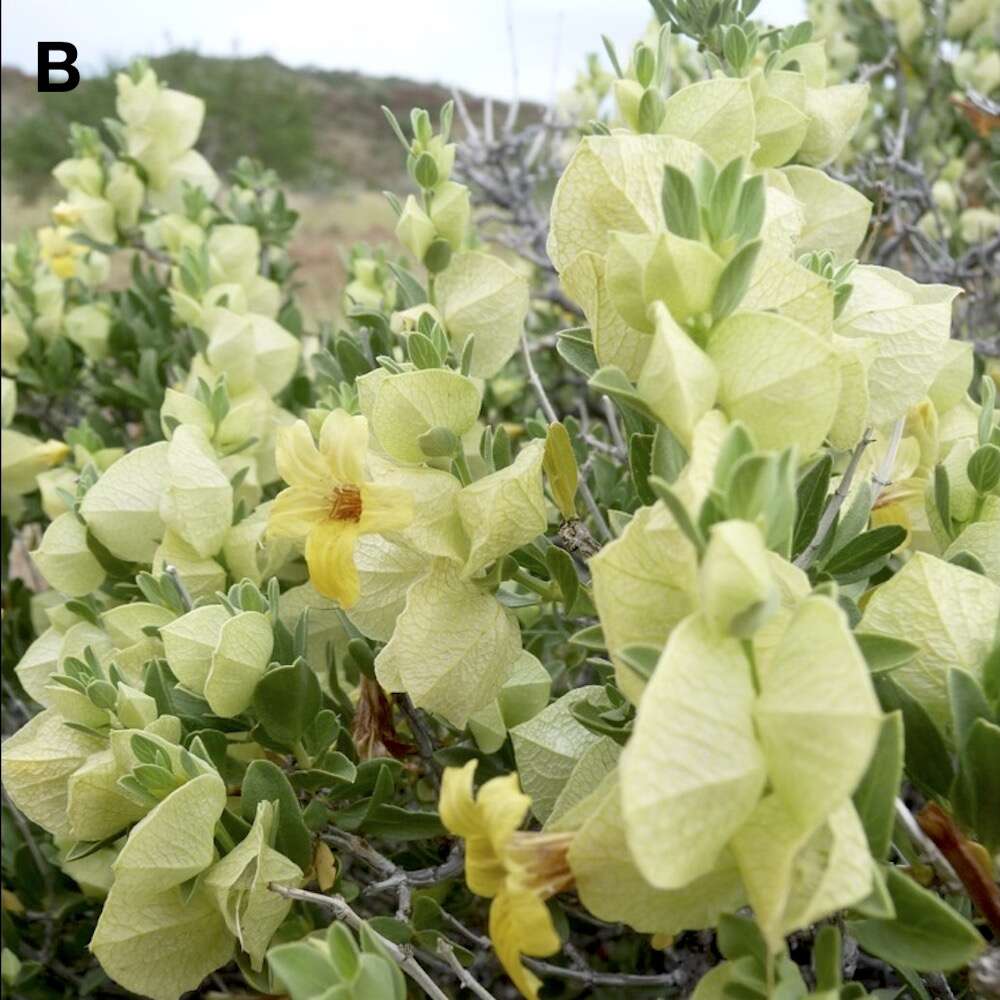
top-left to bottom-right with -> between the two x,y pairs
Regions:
329,484 -> 363,522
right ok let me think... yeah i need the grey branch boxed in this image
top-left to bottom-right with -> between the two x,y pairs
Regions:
893,798 -> 963,894
793,429 -> 875,570
520,335 -> 612,542
436,937 -> 499,1000
267,884 -> 451,1000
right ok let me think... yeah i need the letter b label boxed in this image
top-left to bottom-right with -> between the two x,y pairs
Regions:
38,42 -> 80,92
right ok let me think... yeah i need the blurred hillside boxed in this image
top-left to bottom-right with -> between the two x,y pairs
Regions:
1,51 -> 534,319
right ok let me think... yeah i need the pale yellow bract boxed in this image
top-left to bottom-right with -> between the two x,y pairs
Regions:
267,409 -> 413,608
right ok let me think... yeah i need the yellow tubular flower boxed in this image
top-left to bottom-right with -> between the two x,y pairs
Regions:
267,409 -> 412,608
37,226 -> 87,280
440,761 -> 573,1000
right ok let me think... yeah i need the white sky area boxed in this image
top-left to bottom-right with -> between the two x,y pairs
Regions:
2,0 -> 805,102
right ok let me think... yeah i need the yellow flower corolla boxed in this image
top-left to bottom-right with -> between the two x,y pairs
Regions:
267,409 -> 412,608
440,761 -> 573,1000
37,226 -> 87,280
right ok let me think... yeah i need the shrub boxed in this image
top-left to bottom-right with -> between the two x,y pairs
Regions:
1,8 -> 998,1000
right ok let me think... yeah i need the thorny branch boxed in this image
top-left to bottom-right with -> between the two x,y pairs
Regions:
794,428 -> 875,569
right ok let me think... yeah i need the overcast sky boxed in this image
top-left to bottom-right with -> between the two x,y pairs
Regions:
2,0 -> 804,102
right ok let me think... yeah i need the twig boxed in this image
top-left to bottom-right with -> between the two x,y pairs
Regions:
425,908 -> 689,992
268,884 -> 451,1000
396,693 -> 442,793
323,829 -> 396,877
437,937 -> 499,999
793,430 -> 874,569
2,790 -> 53,899
522,957 -> 687,989
894,798 -> 963,894
364,843 -> 465,895
858,45 -> 898,83
451,88 -> 482,147
601,396 -> 628,455
520,335 -> 612,543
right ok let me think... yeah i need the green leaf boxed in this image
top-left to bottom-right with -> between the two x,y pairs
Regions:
947,549 -> 986,575
556,327 -> 598,378
984,642 -> 1000,709
546,546 -> 580,612
951,718 -> 1000,852
647,476 -> 705,555
588,366 -> 657,421
823,525 -> 905,576
711,240 -> 761,320
629,433 -> 656,505
948,668 -> 993,750
933,463 -> 953,539
387,262 -> 427,309
661,164 -> 701,240
967,443 -> 1000,494
241,760 -> 312,870
407,331 -> 443,369
733,174 -> 765,243
652,424 -> 687,483
253,660 -> 322,748
792,453 -> 832,558
618,644 -> 662,681
543,422 -> 579,521
716,913 -> 767,966
707,157 -> 744,244
830,478 -> 874,554
365,917 -> 412,945
854,633 -> 921,674
268,940 -> 335,997
568,624 -> 606,651
847,866 -> 984,972
979,375 -> 997,446
327,922 -> 361,979
852,712 -> 903,860
813,925 -> 842,991
873,676 -> 954,799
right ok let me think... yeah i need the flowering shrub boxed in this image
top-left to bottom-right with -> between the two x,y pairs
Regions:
2,11 -> 999,1000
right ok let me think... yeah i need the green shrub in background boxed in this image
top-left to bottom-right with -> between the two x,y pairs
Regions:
3,52 -> 320,198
